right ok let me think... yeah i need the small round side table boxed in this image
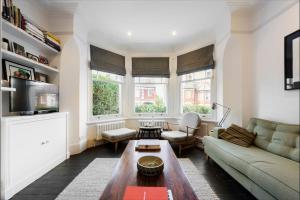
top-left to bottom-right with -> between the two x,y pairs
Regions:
137,126 -> 162,139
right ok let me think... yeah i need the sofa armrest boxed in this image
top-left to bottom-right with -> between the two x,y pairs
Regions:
209,127 -> 225,138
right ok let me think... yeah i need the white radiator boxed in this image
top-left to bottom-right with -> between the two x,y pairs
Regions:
139,120 -> 166,129
96,121 -> 125,140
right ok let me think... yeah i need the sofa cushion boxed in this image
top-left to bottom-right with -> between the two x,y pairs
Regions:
219,124 -> 256,147
102,128 -> 136,141
203,136 -> 300,200
247,118 -> 300,162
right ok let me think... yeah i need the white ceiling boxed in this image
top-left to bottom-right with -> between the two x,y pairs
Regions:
76,1 -> 229,54
39,0 -> 296,54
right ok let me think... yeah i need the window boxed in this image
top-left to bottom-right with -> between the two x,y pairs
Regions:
181,69 -> 213,116
91,70 -> 123,116
134,77 -> 168,113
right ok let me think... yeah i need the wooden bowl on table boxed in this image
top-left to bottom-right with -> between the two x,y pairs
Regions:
137,156 -> 164,176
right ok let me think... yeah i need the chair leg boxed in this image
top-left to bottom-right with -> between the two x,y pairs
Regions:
205,154 -> 209,160
179,145 -> 182,157
114,142 -> 118,152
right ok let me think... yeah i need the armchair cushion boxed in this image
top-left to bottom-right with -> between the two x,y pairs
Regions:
179,112 -> 201,134
161,131 -> 193,142
102,128 -> 136,141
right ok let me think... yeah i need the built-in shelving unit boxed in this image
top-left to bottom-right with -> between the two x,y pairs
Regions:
2,49 -> 59,73
1,15 -> 61,115
2,20 -> 59,54
1,87 -> 16,92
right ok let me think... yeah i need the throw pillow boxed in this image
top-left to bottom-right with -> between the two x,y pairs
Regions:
219,124 -> 256,147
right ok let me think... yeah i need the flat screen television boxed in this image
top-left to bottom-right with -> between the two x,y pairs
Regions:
10,77 -> 59,115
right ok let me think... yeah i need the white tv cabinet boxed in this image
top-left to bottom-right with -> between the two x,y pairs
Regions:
1,112 -> 69,200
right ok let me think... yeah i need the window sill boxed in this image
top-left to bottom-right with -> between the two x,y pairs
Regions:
86,117 -> 127,125
126,115 -> 180,120
201,119 -> 218,123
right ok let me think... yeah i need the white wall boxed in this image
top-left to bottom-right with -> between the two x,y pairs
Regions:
59,35 -> 81,154
223,36 -> 243,126
251,3 -> 299,124
224,1 -> 299,126
222,33 -> 254,127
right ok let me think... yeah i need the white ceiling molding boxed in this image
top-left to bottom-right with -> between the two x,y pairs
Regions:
231,0 -> 298,33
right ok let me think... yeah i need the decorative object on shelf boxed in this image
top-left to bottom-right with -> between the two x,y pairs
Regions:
38,55 -> 49,65
137,156 -> 164,176
12,42 -> 25,56
3,60 -> 35,81
2,38 -> 10,50
26,52 -> 39,62
35,72 -> 48,83
284,29 -> 300,90
211,102 -> 231,127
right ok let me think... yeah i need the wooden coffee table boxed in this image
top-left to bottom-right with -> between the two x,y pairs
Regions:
100,140 -> 198,200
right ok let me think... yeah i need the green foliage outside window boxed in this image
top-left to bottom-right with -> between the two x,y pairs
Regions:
183,104 -> 212,114
93,75 -> 119,116
135,97 -> 166,113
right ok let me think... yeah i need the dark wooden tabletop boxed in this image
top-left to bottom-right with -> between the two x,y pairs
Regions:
99,140 -> 198,200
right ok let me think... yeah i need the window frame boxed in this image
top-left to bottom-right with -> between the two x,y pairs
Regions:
179,69 -> 216,119
133,77 -> 169,116
88,70 -> 124,121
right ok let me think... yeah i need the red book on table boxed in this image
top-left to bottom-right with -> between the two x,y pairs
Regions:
123,186 -> 168,200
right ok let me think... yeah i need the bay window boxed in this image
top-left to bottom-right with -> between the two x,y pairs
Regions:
180,69 -> 213,116
134,77 -> 168,113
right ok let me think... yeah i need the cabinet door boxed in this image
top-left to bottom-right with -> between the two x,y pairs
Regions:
9,120 -> 46,186
43,116 -> 67,162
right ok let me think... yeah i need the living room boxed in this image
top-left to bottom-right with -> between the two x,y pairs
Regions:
0,0 -> 299,200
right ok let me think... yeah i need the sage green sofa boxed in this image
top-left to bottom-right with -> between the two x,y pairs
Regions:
203,118 -> 300,200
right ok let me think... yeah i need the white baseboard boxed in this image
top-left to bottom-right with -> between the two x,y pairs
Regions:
3,154 -> 67,200
87,139 -> 108,148
69,138 -> 87,155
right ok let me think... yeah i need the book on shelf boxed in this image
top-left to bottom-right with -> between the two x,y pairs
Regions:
135,139 -> 161,151
45,38 -> 61,51
123,186 -> 173,200
2,0 -> 25,29
45,35 -> 60,46
44,31 -> 61,45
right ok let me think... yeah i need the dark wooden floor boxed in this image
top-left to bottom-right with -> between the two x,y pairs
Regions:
11,141 -> 256,200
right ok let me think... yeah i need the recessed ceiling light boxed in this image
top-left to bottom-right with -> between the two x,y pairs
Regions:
127,31 -> 132,36
172,31 -> 177,36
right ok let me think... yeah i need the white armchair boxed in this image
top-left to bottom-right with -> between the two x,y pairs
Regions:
161,112 -> 201,156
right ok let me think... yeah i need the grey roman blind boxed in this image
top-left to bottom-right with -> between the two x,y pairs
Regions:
90,45 -> 126,76
132,57 -> 170,78
177,44 -> 214,76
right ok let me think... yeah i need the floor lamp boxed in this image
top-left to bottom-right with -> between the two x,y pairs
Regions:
212,102 -> 231,127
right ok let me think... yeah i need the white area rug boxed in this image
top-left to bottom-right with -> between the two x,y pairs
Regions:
56,158 -> 219,200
